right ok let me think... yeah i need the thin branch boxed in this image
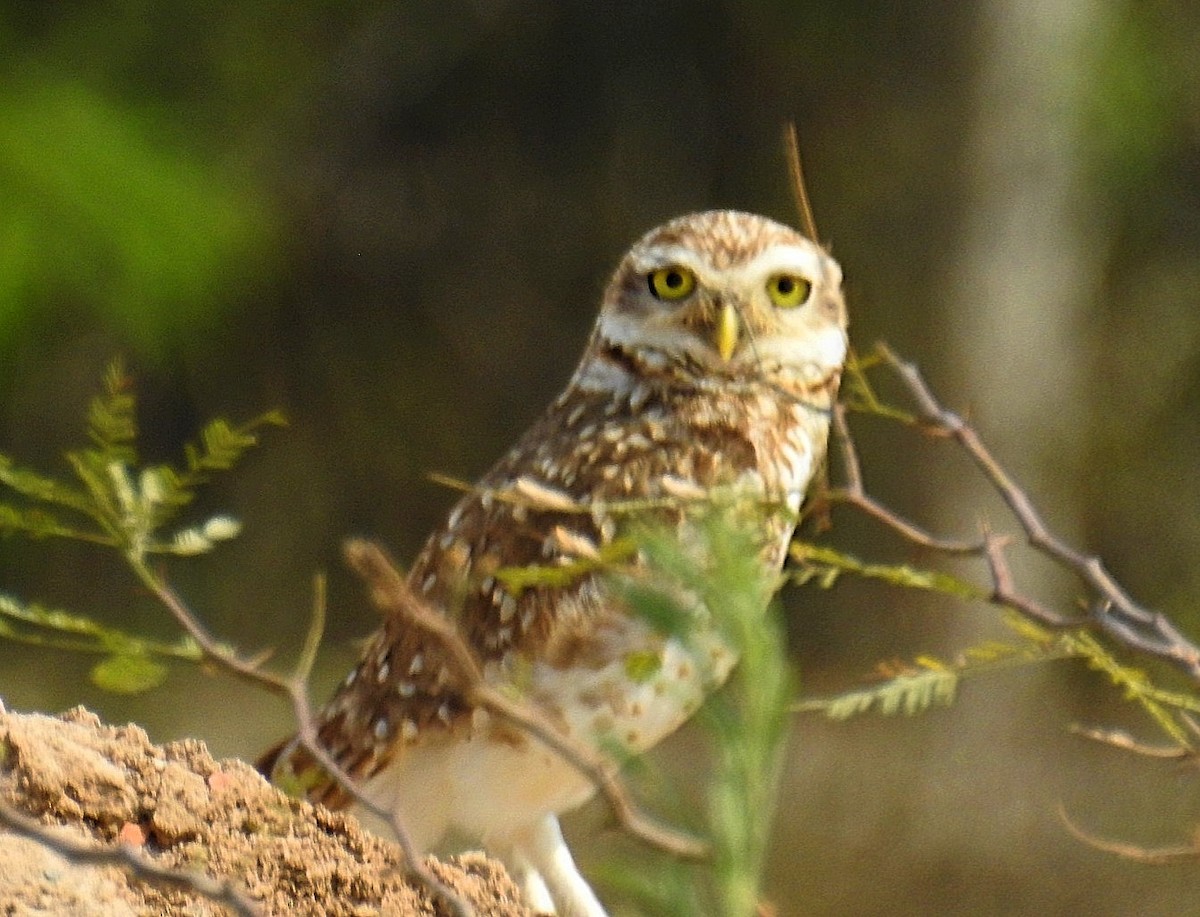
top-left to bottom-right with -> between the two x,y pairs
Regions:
857,342 -> 1200,683
1058,803 -> 1200,865
783,122 -> 820,242
0,799 -> 261,917
125,555 -> 473,917
825,402 -> 984,554
295,572 -> 327,683
980,530 -> 1082,627
343,538 -> 710,862
1069,724 -> 1195,760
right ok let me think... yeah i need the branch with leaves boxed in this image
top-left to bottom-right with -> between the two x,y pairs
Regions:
824,343 -> 1200,683
0,361 -> 485,916
795,341 -> 1200,861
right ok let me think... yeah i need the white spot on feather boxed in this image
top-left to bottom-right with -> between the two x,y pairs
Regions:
512,476 -> 579,512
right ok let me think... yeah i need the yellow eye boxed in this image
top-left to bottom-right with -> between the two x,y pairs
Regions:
647,266 -> 696,301
766,273 -> 812,309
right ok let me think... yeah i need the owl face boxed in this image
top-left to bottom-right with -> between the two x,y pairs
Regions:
587,211 -> 848,394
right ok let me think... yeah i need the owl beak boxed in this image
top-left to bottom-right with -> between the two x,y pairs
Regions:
715,302 -> 739,362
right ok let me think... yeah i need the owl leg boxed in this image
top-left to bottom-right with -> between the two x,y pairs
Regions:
496,843 -> 556,914
504,813 -> 607,917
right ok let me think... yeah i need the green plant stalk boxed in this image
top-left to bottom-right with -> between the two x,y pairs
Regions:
695,513 -> 794,917
705,601 -> 792,917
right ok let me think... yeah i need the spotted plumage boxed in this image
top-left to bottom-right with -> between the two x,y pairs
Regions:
262,210 -> 848,916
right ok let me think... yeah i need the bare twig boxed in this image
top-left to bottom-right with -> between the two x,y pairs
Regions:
0,799 -> 261,917
1069,724 -> 1196,760
825,402 -> 984,554
838,343 -> 1200,684
783,122 -> 820,242
980,529 -> 1082,627
1058,803 -> 1200,864
343,538 -> 710,861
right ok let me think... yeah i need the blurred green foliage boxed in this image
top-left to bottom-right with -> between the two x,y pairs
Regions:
0,75 -> 275,347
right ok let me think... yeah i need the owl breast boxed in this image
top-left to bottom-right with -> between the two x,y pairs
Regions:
467,379 -> 831,758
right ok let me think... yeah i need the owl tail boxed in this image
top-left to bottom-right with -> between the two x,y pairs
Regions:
256,733 -> 354,810
255,734 -> 291,780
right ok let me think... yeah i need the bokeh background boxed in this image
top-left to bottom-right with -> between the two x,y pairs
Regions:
2,2 -> 1200,914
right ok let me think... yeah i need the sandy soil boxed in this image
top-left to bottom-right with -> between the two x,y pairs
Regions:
0,704 -> 532,915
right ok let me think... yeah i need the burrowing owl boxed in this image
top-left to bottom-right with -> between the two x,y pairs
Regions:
263,210 -> 848,915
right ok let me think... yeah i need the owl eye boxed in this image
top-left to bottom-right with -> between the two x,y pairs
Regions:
766,273 -> 813,309
648,266 -> 697,301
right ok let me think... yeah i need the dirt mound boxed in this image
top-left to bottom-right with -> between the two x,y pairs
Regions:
0,704 -> 530,915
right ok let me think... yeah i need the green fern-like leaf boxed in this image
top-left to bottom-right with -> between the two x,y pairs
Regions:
185,412 -> 287,476
0,593 -> 203,667
796,626 -> 1083,724
0,593 -> 120,639
64,452 -> 125,532
1062,629 -> 1200,746
0,503 -> 112,544
799,667 -> 960,721
496,538 -> 635,598
0,362 -> 283,696
790,543 -> 985,601
85,358 -> 138,463
595,502 -> 790,916
0,455 -> 98,519
636,505 -> 790,916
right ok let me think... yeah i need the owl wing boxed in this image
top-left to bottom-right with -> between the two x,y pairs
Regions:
262,383 -> 788,805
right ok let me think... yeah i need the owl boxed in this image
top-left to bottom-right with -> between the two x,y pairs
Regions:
262,210 -> 848,915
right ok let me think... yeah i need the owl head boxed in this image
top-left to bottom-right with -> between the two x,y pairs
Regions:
578,210 -> 848,399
